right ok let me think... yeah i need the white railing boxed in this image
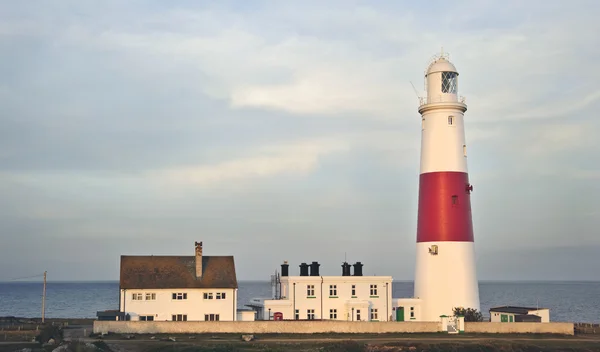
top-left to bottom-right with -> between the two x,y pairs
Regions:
419,95 -> 466,106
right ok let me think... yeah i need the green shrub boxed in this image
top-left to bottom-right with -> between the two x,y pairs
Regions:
452,307 -> 483,322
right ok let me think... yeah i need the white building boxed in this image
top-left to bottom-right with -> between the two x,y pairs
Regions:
248,261 -> 422,322
116,241 -> 241,322
489,306 -> 550,323
392,298 -> 422,322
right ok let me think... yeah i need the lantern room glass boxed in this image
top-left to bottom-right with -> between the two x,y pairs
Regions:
441,72 -> 457,94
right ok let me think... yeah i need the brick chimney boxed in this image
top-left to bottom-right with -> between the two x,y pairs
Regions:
195,241 -> 203,278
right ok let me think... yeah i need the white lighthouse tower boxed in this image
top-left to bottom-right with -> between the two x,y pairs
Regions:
413,51 -> 480,321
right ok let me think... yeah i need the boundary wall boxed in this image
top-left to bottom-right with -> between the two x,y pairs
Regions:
94,321 -> 574,335
464,322 -> 574,335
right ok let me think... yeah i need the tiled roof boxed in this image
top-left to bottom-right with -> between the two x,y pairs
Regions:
120,255 -> 237,289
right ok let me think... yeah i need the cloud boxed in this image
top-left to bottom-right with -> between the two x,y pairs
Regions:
1,0 -> 600,283
506,90 -> 600,121
523,122 -> 596,157
159,138 -> 350,187
7,0 -> 598,124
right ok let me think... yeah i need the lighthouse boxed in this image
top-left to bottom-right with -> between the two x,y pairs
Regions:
413,52 -> 480,321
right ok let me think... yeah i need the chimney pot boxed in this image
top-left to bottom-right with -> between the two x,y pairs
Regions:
309,261 -> 320,276
299,263 -> 309,276
195,241 -> 203,278
352,261 -> 363,276
341,262 -> 351,276
281,261 -> 289,277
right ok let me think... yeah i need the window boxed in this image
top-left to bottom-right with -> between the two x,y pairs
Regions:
356,309 -> 361,321
441,72 -> 457,94
307,285 -> 315,296
172,293 -> 187,300
307,309 -> 315,320
139,315 -> 154,321
172,314 -> 187,321
421,118 -> 425,130
145,293 -> 156,301
204,292 -> 213,300
371,308 -> 378,320
452,195 -> 459,205
329,285 -> 337,296
132,293 -> 142,300
448,116 -> 454,125
463,144 -> 467,157
370,284 -> 378,296
216,292 -> 226,299
330,309 -> 337,319
204,314 -> 220,321
295,309 -> 299,320
410,307 -> 415,318
351,285 -> 356,296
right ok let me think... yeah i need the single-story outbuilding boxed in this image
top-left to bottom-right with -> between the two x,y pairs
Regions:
489,306 -> 550,323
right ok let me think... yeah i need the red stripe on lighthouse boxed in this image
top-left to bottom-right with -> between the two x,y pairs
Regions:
416,171 -> 474,243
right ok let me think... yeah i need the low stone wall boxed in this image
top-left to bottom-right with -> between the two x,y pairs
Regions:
465,322 -> 574,335
94,321 -> 575,335
93,321 -> 441,334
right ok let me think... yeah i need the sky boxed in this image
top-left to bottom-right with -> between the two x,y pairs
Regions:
0,0 -> 599,282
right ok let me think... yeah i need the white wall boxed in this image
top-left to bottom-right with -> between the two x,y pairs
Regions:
414,242 -> 480,321
528,309 -> 550,323
121,288 -> 237,322
490,311 -> 516,322
263,276 -> 393,321
490,309 -> 550,323
392,298 -> 422,321
236,311 -> 256,322
420,108 -> 468,174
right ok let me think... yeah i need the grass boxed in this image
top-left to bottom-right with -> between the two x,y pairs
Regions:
132,340 -> 600,352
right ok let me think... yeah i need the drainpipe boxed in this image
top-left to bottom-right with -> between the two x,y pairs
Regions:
233,288 -> 237,321
122,289 -> 126,321
320,276 -> 324,320
293,283 -> 296,320
386,282 -> 389,321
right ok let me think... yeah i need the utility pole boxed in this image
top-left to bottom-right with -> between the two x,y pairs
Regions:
42,271 -> 47,323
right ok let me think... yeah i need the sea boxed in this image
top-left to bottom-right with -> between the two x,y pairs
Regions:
0,281 -> 598,323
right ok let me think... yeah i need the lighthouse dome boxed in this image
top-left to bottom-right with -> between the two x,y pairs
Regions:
421,52 -> 463,106
426,57 -> 458,76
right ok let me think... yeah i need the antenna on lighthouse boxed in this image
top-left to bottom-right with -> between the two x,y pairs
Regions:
410,81 -> 421,101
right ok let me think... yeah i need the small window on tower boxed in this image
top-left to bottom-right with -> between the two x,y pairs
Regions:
463,145 -> 467,157
452,195 -> 459,205
422,118 -> 425,130
448,116 -> 454,125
